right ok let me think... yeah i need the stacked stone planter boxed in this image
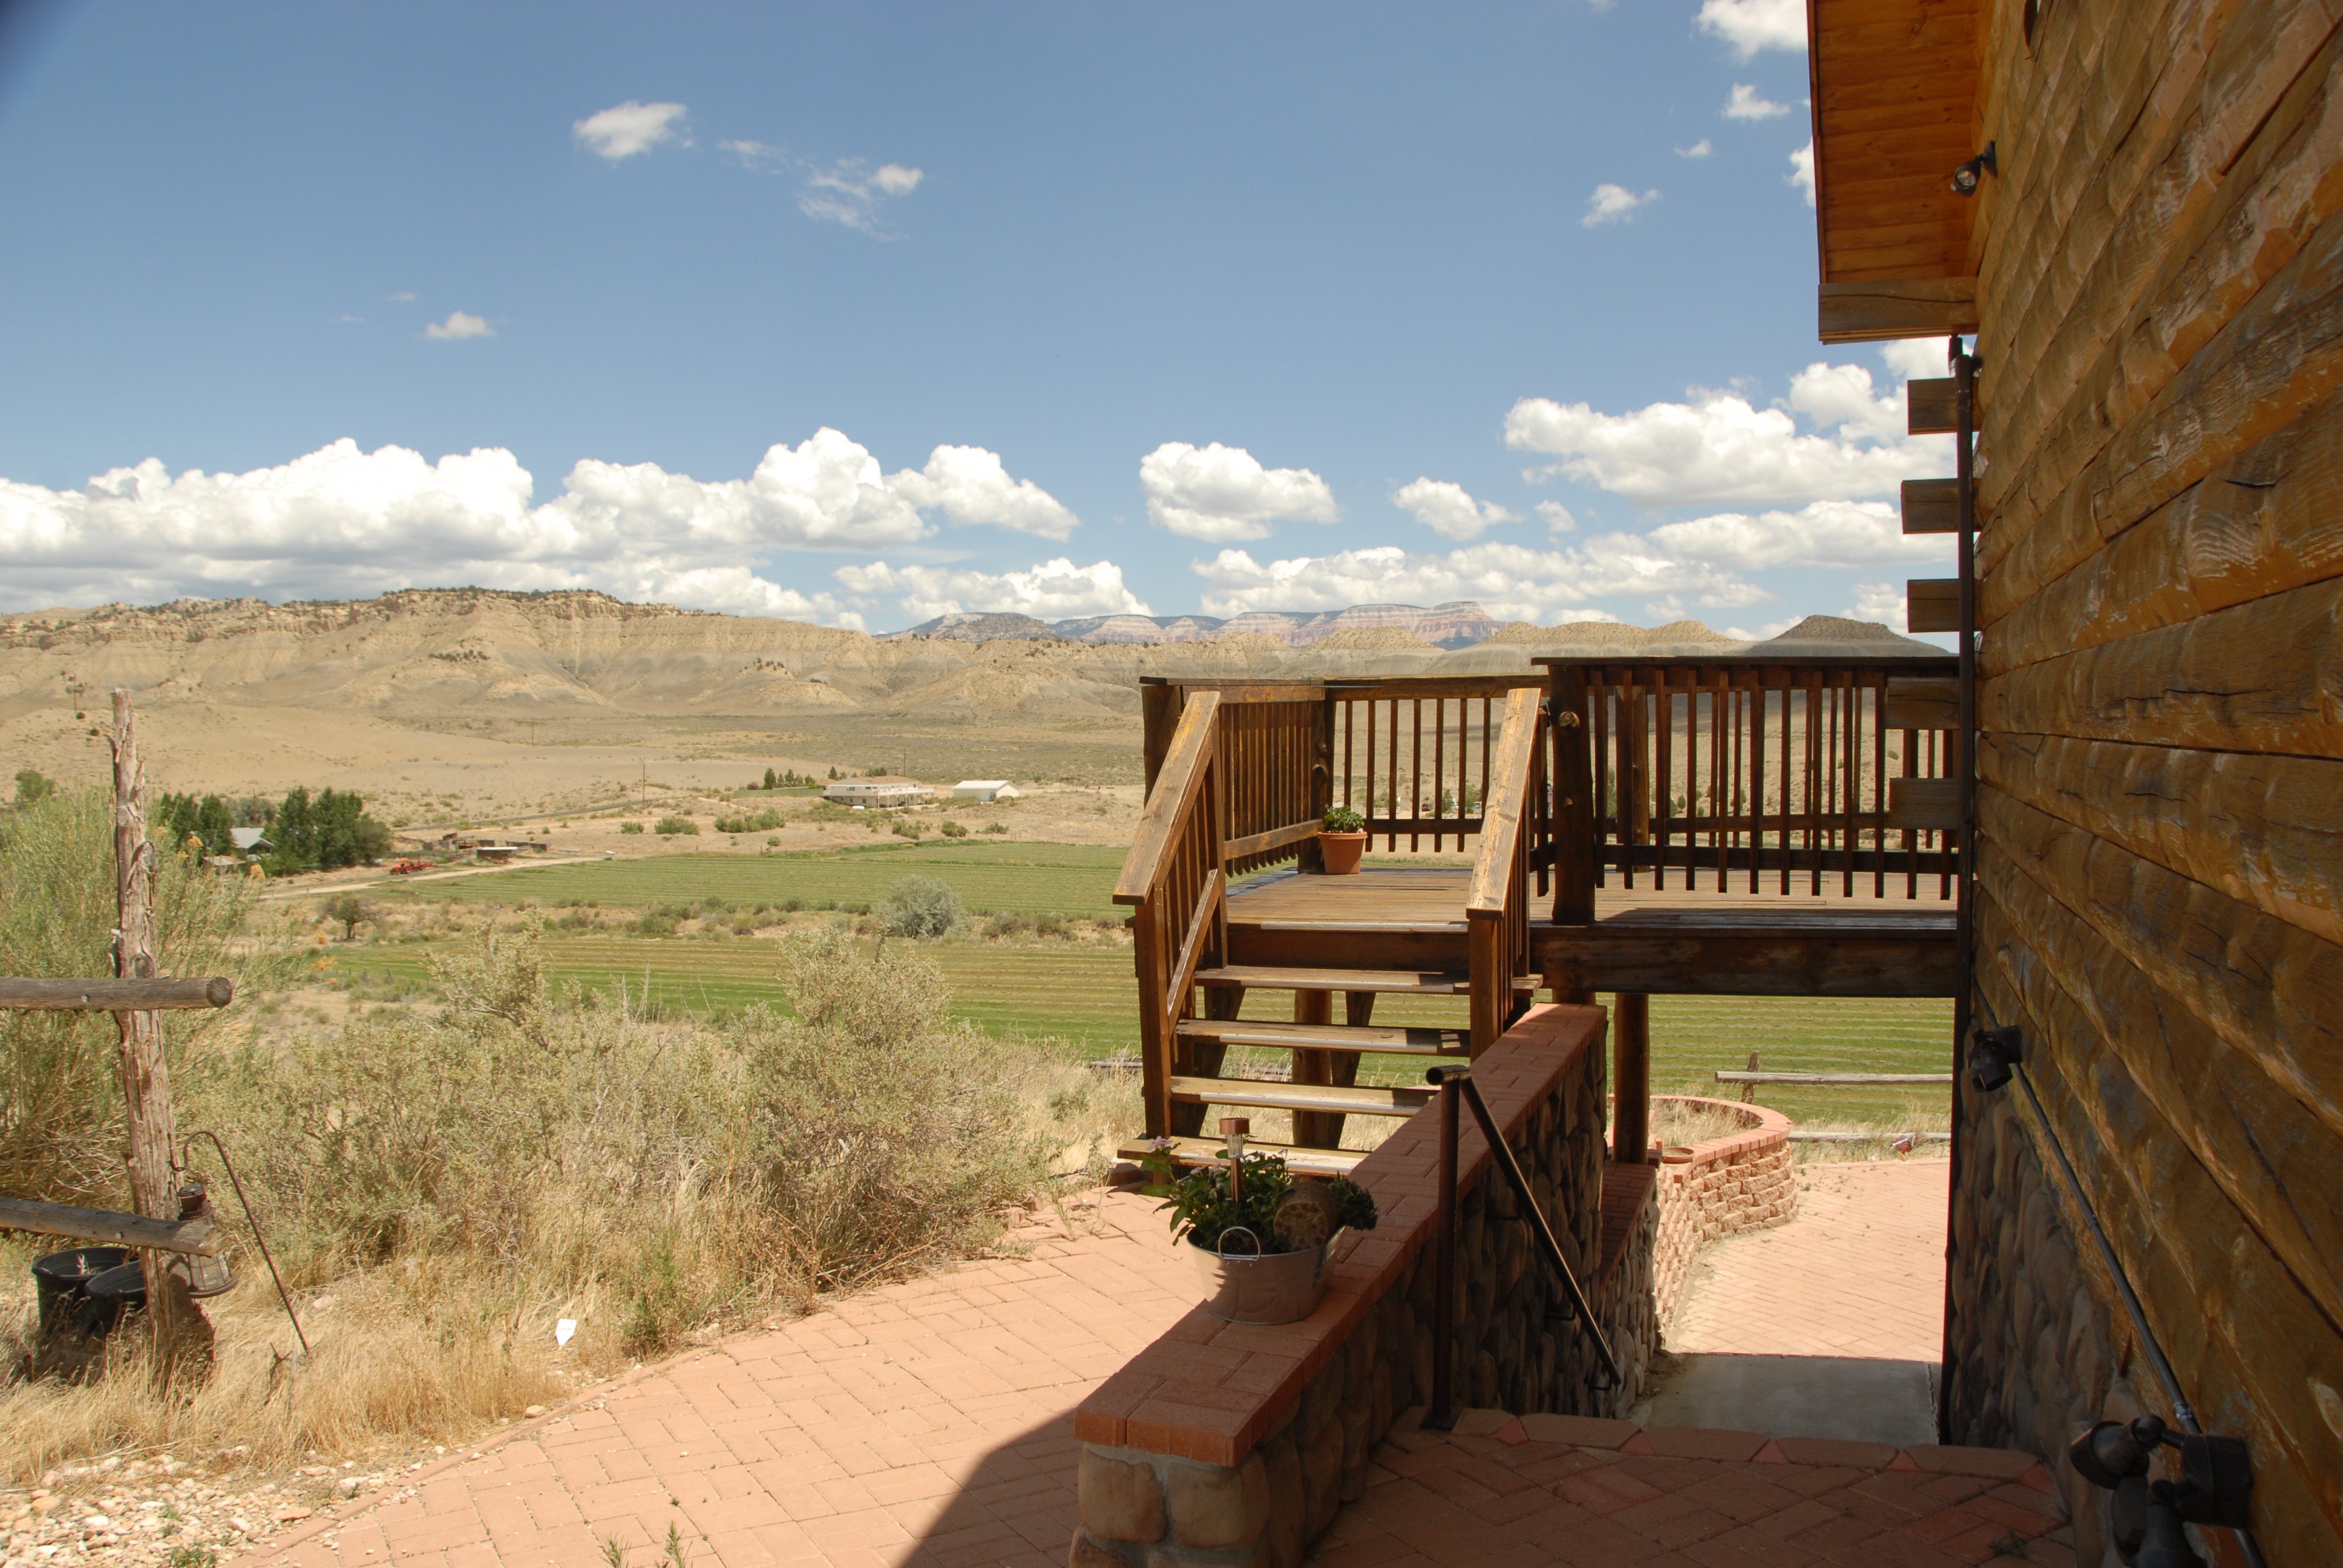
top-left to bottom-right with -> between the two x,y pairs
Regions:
1647,1096 -> 1799,1325
1071,1004 -> 1660,1568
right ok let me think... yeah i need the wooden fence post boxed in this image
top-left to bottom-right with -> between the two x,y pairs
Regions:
110,690 -> 204,1370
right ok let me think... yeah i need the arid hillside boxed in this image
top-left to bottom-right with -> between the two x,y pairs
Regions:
0,589 -> 1928,824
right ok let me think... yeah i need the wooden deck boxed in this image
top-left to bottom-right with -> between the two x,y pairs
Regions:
1225,866 -> 1957,997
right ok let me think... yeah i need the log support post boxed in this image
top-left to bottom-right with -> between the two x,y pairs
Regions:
1613,991 -> 1651,1163
110,690 -> 208,1374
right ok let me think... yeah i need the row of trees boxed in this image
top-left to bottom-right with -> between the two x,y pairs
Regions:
157,786 -> 391,874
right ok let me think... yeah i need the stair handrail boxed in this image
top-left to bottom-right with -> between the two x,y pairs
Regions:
1464,688 -> 1543,1051
1115,691 -> 1227,1137
1115,690 -> 1221,904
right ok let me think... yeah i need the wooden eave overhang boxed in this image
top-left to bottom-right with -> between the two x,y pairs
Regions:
1809,0 -> 1984,343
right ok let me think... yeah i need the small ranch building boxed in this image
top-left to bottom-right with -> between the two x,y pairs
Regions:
820,776 -> 934,807
950,780 -> 1020,802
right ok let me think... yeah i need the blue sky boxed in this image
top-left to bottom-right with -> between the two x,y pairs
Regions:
0,0 -> 1954,635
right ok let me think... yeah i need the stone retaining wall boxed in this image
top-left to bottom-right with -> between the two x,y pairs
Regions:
1648,1096 -> 1799,1326
1070,1004 -> 1657,1568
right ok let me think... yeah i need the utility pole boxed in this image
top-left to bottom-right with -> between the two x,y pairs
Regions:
111,690 -> 203,1371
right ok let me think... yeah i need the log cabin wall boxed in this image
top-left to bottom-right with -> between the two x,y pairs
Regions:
1930,1 -> 2343,1559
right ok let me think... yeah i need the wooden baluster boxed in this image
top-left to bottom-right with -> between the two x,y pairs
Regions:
1749,681 -> 1762,890
1777,679 -> 1794,895
1409,698 -> 1423,852
1653,676 -> 1671,890
1871,676 -> 1888,898
1431,696 -> 1446,852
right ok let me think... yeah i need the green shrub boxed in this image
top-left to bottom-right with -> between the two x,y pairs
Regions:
654,816 -> 700,836
982,822 -> 1008,835
1,791 -> 289,1205
880,876 -> 962,939
939,820 -> 969,838
620,821 -> 645,834
715,808 -> 784,834
202,923 -> 1080,1327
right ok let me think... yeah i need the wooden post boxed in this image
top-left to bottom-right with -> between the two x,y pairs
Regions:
1288,988 -> 1358,1149
1741,1050 -> 1760,1104
110,690 -> 203,1369
1296,694 -> 1334,874
1613,991 -> 1651,1162
1550,667 -> 1594,926
1139,681 -> 1182,800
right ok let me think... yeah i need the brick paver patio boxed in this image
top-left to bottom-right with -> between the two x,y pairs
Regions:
240,1161 -> 2004,1568
1666,1161 -> 1949,1360
1308,1411 -> 2073,1568
237,1190 -> 1196,1568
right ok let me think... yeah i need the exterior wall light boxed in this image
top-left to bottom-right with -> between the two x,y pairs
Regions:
1951,141 -> 1998,197
1965,1024 -> 2021,1091
2068,1414 -> 2254,1568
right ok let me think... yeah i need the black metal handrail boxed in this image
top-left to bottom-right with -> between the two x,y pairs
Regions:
1421,1063 -> 1619,1431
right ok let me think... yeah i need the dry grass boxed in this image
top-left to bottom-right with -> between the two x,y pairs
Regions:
1648,1099 -> 1755,1150
2,805 -> 1116,1481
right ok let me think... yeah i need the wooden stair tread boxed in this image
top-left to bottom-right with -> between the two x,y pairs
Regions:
1176,1018 -> 1467,1056
1169,1074 -> 1431,1117
1194,965 -> 1537,995
1119,1135 -> 1365,1177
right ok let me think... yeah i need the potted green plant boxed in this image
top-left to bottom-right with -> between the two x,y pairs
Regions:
1317,804 -> 1368,875
1140,1120 -> 1378,1324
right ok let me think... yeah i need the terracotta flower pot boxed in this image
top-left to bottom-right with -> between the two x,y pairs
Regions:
1319,830 -> 1368,874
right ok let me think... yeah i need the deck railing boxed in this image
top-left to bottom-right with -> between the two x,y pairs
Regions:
1542,655 -> 1961,910
1464,687 -> 1544,1051
1329,676 -> 1549,854
1115,691 -> 1227,1138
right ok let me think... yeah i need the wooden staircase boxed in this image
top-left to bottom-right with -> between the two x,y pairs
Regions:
1113,688 -> 1546,1177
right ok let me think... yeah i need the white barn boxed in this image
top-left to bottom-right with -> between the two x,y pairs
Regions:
951,780 -> 1020,802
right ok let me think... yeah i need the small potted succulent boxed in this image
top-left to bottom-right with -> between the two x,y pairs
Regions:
1141,1119 -> 1378,1324
1317,804 -> 1369,875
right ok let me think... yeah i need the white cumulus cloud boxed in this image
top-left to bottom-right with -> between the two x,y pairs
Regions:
799,158 -> 925,235
1584,184 -> 1659,226
0,431 -> 1078,621
424,311 -> 493,341
1391,478 -> 1518,541
888,445 -> 1080,540
1844,581 -> 1910,630
1789,140 -> 1815,206
1503,359 -> 1950,508
1648,499 -> 1950,571
1193,539 -> 1768,624
1139,442 -> 1338,542
1723,83 -> 1791,120
833,557 -> 1149,622
1676,139 -> 1714,158
1697,0 -> 1806,57
1536,501 -> 1577,533
573,100 -> 689,160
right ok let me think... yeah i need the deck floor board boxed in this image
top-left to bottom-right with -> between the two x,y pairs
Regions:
1225,864 -> 1956,929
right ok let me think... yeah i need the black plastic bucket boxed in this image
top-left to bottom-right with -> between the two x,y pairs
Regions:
31,1246 -> 131,1338
82,1260 -> 148,1336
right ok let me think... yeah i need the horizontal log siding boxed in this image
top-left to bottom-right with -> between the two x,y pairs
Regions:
1961,2 -> 2343,1553
1973,891 -> 2341,1567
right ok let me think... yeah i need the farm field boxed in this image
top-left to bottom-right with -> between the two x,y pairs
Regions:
332,841 -> 1953,1129
338,935 -> 1144,1054
336,930 -> 1953,1126
370,842 -> 1130,918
